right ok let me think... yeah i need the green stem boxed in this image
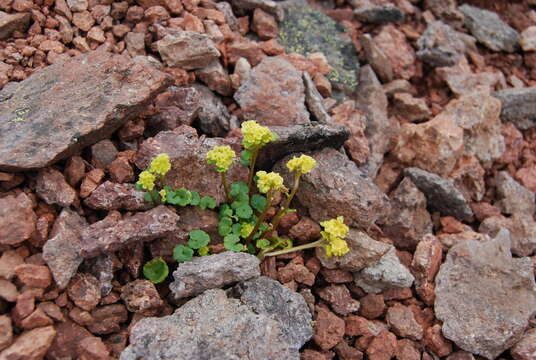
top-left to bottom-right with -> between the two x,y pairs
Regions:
246,148 -> 259,194
220,172 -> 231,203
262,239 -> 326,258
245,190 -> 272,245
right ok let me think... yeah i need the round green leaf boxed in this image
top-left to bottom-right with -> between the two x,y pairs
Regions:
168,189 -> 192,206
190,191 -> 201,206
231,222 -> 242,235
223,234 -> 244,252
230,181 -> 248,197
256,239 -> 271,249
218,217 -> 233,236
173,245 -> 194,263
250,194 -> 267,212
188,230 -> 210,249
219,204 -> 233,219
235,204 -> 253,219
240,150 -> 252,166
143,258 -> 169,283
199,196 -> 216,210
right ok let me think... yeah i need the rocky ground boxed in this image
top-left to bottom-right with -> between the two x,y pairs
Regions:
0,0 -> 536,359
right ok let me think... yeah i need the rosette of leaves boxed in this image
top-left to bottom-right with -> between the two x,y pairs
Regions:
173,230 -> 212,263
143,258 -> 169,284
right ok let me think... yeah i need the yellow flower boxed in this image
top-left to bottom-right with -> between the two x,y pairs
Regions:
240,223 -> 254,238
241,120 -> 277,150
320,216 -> 349,239
198,246 -> 210,256
286,154 -> 317,175
323,237 -> 350,257
149,153 -> 171,176
256,171 -> 284,194
137,171 -> 156,191
159,189 -> 167,201
206,145 -> 236,172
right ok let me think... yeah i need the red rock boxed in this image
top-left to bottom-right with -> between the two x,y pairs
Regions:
449,155 -> 486,203
424,324 -> 452,357
411,234 -> 442,283
0,326 -> 56,360
69,307 -> 94,326
15,264 -> 51,288
498,123 -> 523,164
36,167 -> 77,207
107,156 -> 134,183
366,330 -> 397,360
67,273 -> 101,311
385,303 -> 423,340
64,156 -> 85,187
345,315 -> 388,338
105,332 -> 128,358
320,269 -> 354,283
78,336 -> 110,360
20,307 -> 53,329
252,8 -> 277,40
144,5 -> 169,23
0,192 -> 36,245
47,320 -> 93,359
192,7 -> 224,24
330,101 -> 369,165
510,328 -> 536,360
393,93 -> 431,122
37,302 -> 64,322
226,36 -> 266,66
516,166 -> 536,194
289,217 -> 321,244
313,306 -> 345,351
157,31 -> 219,70
120,280 -> 163,316
373,25 -> 417,80
72,10 -> 94,31
0,12 -> 31,40
87,304 -> 128,334
317,285 -> 360,316
359,294 -> 385,320
12,288 -> 41,321
334,341 -> 363,360
0,315 -> 12,352
259,39 -> 285,56
126,5 -> 144,22
301,349 -> 332,360
195,60 -> 232,96
0,280 -> 18,302
396,339 -> 421,360
383,288 -> 413,301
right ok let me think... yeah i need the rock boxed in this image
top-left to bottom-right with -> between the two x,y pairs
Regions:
108,156 -> 134,183
134,126 -> 246,204
79,168 -> 105,198
80,253 -> 115,297
0,326 -> 56,360
353,247 -> 415,294
493,87 -> 536,130
84,181 -> 152,211
366,330 -> 397,360
120,280 -> 163,316
303,71 -> 331,123
0,315 -> 12,352
277,258 -> 315,286
190,84 -> 237,137
358,293 -> 385,319
0,49 -> 171,171
385,303 -> 423,341
195,60 -> 232,96
392,93 -> 431,122
450,154 -> 486,202
353,0 -> 404,24
313,306 -> 345,351
479,214 -> 536,257
494,171 -> 535,216
411,234 -> 442,305
252,8 -> 278,40
14,264 -> 52,288
0,280 -> 18,302
78,336 -> 111,360
510,328 -> 536,360
520,26 -> 536,52
404,167 -> 473,221
372,24 -> 417,80
0,192 -> 36,245
121,287 -> 308,359
67,0 -> 87,12
330,100 -> 369,165
156,31 -> 220,69
87,304 -> 128,335
334,341 -> 364,360
397,339 -> 421,360
290,217 -> 321,244
149,85 -> 200,133
0,11 -> 30,40
316,229 -> 390,272
0,250 -> 23,280
230,0 -> 283,21
459,4 -> 519,53
278,0 -> 359,93
417,21 -> 476,67
226,37 -> 266,67
424,324 -> 453,358
234,56 -> 310,126
380,177 -> 433,250
274,148 -> 390,229
439,62 -> 503,97
35,167 -> 77,207
80,205 -> 180,258
170,252 -> 260,299
317,285 -> 360,316
360,34 -> 393,83
67,273 -> 101,311
435,230 -> 536,359
43,208 -> 87,289
20,308 -> 53,330
256,122 -> 349,169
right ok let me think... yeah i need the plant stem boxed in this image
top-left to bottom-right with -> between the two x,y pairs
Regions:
246,148 -> 259,194
262,239 -> 326,258
220,172 -> 231,203
245,190 -> 272,245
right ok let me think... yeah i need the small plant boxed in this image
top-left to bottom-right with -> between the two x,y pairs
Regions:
139,120 -> 350,282
143,258 -> 169,284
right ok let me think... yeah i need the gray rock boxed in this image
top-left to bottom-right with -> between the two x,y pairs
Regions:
91,139 -> 118,170
494,171 -> 535,217
435,230 -> 536,359
493,87 -> 536,130
156,31 -> 220,70
216,2 -> 239,31
459,4 -> 519,53
417,21 -> 476,67
520,26 -> 536,52
479,215 -> 536,257
230,0 -> 283,21
43,209 -> 87,289
0,49 -> 171,171
80,254 -> 115,297
170,252 -> 260,299
273,148 -> 391,229
121,286 -> 310,360
84,181 -> 152,211
510,328 -> 536,360
353,247 -> 415,293
278,0 -> 359,94
315,228 -> 390,271
352,0 -> 404,24
191,84 -> 238,137
303,71 -> 330,122
256,122 -> 349,169
0,11 -> 30,40
404,167 -> 473,221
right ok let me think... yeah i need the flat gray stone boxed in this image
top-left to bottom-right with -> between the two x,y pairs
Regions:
493,87 -> 536,130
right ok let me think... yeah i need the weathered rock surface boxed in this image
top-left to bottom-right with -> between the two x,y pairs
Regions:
0,326 -> 56,360
479,214 -> 536,257
234,56 -> 310,126
0,49 -> 171,171
191,84 -> 238,137
404,167 -> 473,221
120,280 -> 163,316
372,24 -> 417,80
80,205 -> 179,258
510,328 -> 536,360
170,252 -> 260,299
494,171 -> 535,217
0,315 -> 11,352
386,303 -> 423,341
0,192 -> 36,245
156,31 -> 220,69
353,0 -> 403,24
493,87 -> 536,130
435,230 -> 536,359
459,4 -> 519,53
43,208 -> 87,289
0,11 -> 30,40
303,71 -> 330,122
35,168 -> 77,207
135,126 -> 247,204
84,181 -> 152,211
274,148 -> 390,229
148,85 -> 200,133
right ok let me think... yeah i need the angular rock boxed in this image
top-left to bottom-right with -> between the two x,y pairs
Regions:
404,167 -> 473,221
450,154 -> 486,203
135,126 -> 246,204
0,192 -> 36,245
80,205 -> 179,258
230,0 -> 283,21
274,148 -> 391,229
392,93 -> 431,122
361,34 -> 393,83
256,122 -> 349,169
88,304 -> 128,335
479,214 -> 536,257
35,168 -> 77,207
411,234 -> 442,305
195,60 -> 232,96
0,315 -> 12,352
0,326 -> 56,360
372,24 -> 417,80
366,330 -> 397,360
0,280 -> 18,302
0,250 -> 23,281
303,71 -> 331,123
353,247 -> 414,294
438,60 -> 503,97
0,49 -> 171,171
121,287 -> 308,360
80,254 -> 115,297
120,280 -> 163,316
14,264 -> 52,288
317,284 -> 360,316
278,0 -> 359,93
191,84 -> 237,137
313,306 -> 345,351
510,328 -> 536,360
43,208 -> 87,289
386,303 -> 423,341
435,230 -> 536,359
520,26 -> 536,52
353,0 -> 404,24
84,181 -> 152,211
330,100 -> 369,165
156,31 -> 220,69
359,293 -> 385,319
0,11 -> 30,40
493,87 -> 536,130
459,4 -> 519,53
494,171 -> 535,217
170,252 -> 260,299
149,85 -> 200,133
67,273 -> 101,311
234,56 -> 310,126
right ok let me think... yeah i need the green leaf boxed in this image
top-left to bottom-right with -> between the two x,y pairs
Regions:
250,194 -> 267,212
240,150 -> 252,166
190,191 -> 201,206
135,183 -> 144,191
256,239 -> 271,249
283,208 -> 297,214
246,243 -> 256,254
143,258 -> 169,283
219,204 -> 233,218
231,222 -> 242,235
164,185 -> 172,192
223,234 -> 244,252
218,217 -> 233,236
235,204 -> 253,219
198,246 -> 210,256
173,245 -> 194,263
188,230 -> 210,249
168,189 -> 192,206
230,181 -> 249,197
144,192 -> 152,202
199,196 -> 216,210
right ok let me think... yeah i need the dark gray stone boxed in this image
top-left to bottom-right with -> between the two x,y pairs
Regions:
353,1 -> 403,24
493,87 -> 536,130
303,71 -> 330,123
191,84 -> 238,137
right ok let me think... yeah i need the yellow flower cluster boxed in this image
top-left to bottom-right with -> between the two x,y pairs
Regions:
240,223 -> 254,238
286,154 -> 317,175
137,171 -> 156,191
206,145 -> 236,172
256,171 -> 284,194
241,120 -> 277,150
149,154 -> 171,176
320,216 -> 350,257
